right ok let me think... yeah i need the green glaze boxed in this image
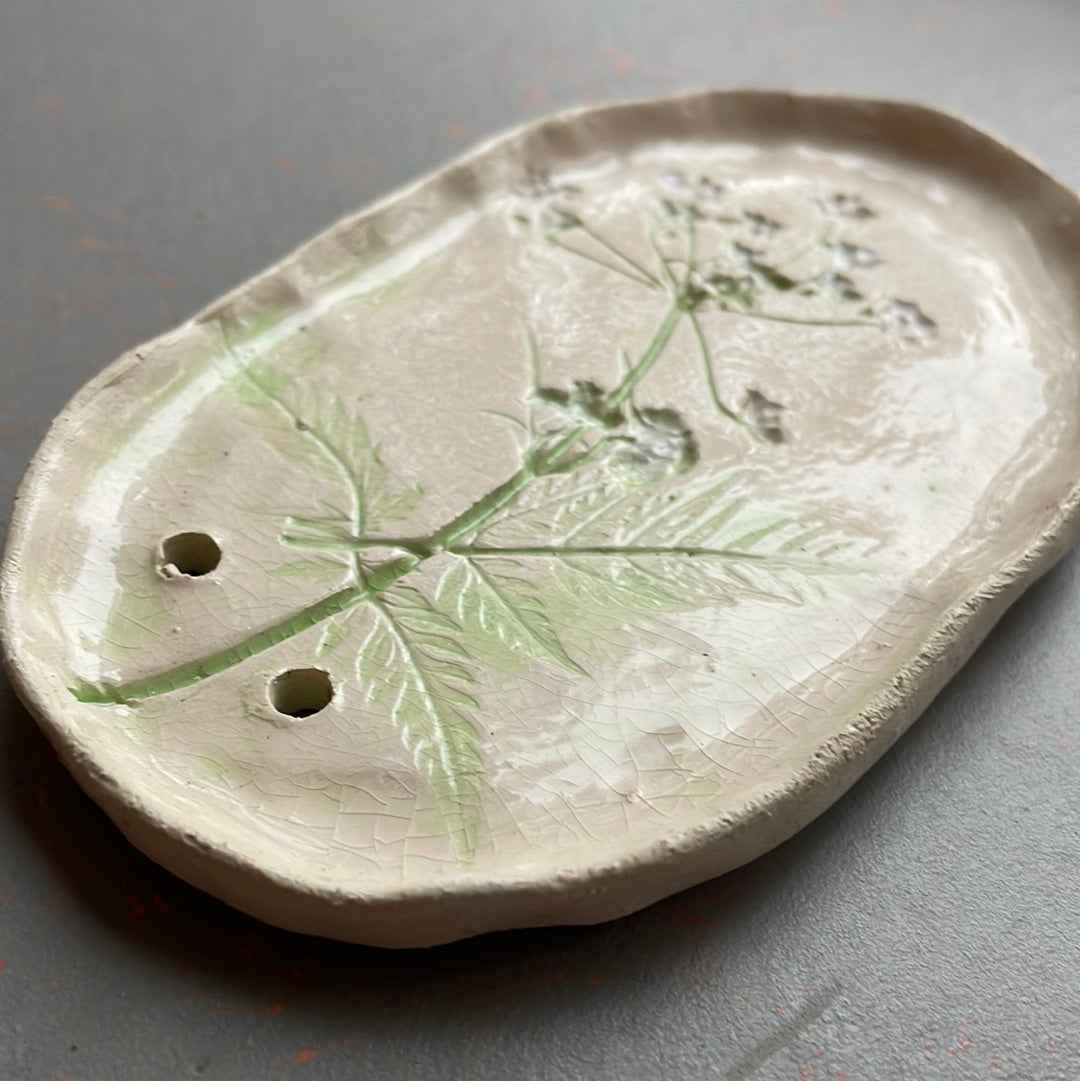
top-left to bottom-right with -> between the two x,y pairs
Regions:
72,182 -> 929,854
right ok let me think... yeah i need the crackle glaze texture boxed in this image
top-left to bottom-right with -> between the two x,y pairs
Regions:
3,92 -> 1080,946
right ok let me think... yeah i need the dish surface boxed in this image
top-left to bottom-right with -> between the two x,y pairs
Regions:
3,91 -> 1079,946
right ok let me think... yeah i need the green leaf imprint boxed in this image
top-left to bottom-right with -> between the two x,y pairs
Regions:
270,557 -> 350,583
72,174 -> 935,856
235,362 -> 423,543
359,588 -> 484,857
436,557 -> 586,676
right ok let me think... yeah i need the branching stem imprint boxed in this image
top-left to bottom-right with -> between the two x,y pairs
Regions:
73,177 -> 934,854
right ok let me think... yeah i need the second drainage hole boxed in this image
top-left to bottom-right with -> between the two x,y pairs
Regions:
269,668 -> 334,718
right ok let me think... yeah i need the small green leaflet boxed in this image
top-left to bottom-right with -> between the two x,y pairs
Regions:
269,557 -> 350,583
356,587 -> 484,858
235,363 -> 423,536
317,614 -> 354,658
466,465 -> 871,615
435,557 -> 585,676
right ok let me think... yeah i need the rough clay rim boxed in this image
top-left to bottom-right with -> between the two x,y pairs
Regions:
2,89 -> 1079,945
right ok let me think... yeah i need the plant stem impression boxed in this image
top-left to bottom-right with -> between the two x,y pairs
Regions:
71,178 -> 932,855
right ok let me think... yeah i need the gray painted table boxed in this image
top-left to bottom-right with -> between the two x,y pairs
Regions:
2,3 -> 1078,1078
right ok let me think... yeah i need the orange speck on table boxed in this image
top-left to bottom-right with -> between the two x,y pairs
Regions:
41,194 -> 73,213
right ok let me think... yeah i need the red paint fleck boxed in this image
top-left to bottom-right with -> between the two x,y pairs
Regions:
821,0 -> 848,17
151,893 -> 169,914
293,1049 -> 321,1064
836,1072 -> 849,1079
989,1063 -> 1000,1072
0,959 -> 7,975
585,975 -> 603,986
800,1066 -> 819,1080
522,84 -> 551,113
265,1002 -> 285,1015
276,156 -> 299,175
598,42 -> 634,73
42,194 -> 73,213
668,898 -> 710,926
122,883 -> 148,920
924,1043 -> 935,1052
774,1006 -> 786,1015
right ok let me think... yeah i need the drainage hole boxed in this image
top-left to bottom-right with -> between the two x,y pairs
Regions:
269,668 -> 334,718
160,532 -> 221,577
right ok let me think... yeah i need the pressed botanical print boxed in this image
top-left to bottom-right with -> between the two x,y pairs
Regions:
72,173 -> 936,855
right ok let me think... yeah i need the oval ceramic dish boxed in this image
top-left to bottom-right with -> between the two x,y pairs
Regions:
3,92 -> 1080,947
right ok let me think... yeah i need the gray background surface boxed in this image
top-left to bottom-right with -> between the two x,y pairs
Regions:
2,2 -> 1079,1078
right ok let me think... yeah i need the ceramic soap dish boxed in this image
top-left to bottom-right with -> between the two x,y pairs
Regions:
3,91 -> 1079,946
